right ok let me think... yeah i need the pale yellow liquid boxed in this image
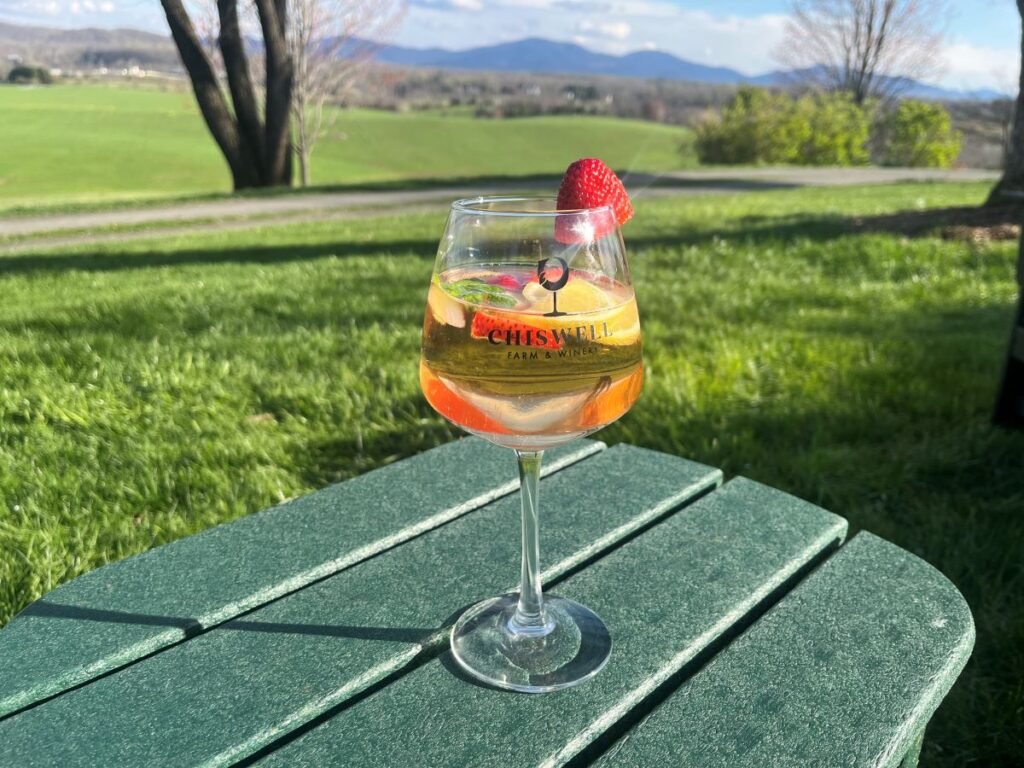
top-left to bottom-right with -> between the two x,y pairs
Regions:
421,265 -> 642,449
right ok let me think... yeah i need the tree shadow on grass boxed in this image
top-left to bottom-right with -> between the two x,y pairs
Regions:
690,204 -> 1023,246
9,197 -> 1007,280
207,172 -> 802,197
0,238 -> 439,277
294,403 -> 460,489
852,204 -> 1022,237
0,265 -> 432,342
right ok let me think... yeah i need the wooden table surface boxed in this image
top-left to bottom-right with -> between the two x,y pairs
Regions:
0,438 -> 974,767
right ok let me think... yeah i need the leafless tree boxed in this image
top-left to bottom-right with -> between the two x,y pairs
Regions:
289,0 -> 403,186
160,0 -> 293,189
777,0 -> 947,104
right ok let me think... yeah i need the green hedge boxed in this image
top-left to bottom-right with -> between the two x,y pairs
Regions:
878,99 -> 962,168
696,86 -> 960,168
6,66 -> 54,85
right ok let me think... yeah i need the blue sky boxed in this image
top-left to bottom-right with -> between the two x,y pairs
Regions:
0,0 -> 1018,90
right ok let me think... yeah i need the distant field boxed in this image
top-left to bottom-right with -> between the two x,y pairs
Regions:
0,84 -> 696,210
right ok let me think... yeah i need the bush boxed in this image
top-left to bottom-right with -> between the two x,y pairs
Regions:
696,87 -> 807,164
696,86 -> 871,166
794,92 -> 872,166
677,130 -> 699,167
6,66 -> 54,85
879,100 -> 962,168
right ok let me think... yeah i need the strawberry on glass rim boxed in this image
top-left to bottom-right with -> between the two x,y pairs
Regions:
555,158 -> 634,243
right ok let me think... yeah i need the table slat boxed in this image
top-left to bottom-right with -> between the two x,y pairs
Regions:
0,437 -> 601,717
255,477 -> 847,767
591,532 -> 975,768
0,445 -> 721,767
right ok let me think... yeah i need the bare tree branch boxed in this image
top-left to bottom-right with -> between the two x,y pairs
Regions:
288,0 -> 404,186
254,0 -> 294,181
217,0 -> 264,168
166,0 -> 401,189
159,0 -> 257,187
777,0 -> 947,104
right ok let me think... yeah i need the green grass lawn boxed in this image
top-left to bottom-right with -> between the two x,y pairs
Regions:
0,84 -> 694,210
0,181 -> 1020,765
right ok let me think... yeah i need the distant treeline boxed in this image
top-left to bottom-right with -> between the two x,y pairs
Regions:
349,65 -> 737,125
346,64 -> 1008,169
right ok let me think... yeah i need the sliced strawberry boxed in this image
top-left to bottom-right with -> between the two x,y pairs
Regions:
471,311 -> 563,349
555,158 -> 633,243
486,274 -> 522,290
421,373 -> 512,436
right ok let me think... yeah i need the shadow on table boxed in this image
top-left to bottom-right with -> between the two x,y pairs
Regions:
20,601 -> 203,636
19,600 -> 482,648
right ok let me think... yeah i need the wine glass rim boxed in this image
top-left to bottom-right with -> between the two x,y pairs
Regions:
451,196 -> 614,217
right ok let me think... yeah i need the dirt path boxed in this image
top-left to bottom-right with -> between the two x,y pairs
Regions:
0,168 -> 998,253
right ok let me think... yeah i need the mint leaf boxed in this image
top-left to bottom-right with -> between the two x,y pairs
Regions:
444,278 -> 517,308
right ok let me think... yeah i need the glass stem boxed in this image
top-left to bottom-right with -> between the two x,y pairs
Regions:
510,449 -> 551,634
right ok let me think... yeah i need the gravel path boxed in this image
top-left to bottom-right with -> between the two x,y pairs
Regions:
0,168 -> 998,253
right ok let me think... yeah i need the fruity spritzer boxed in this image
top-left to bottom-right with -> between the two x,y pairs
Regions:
420,264 -> 642,450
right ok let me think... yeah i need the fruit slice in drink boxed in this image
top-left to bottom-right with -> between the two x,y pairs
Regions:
420,265 -> 642,450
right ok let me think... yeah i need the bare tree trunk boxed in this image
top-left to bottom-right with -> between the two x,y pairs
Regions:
986,0 -> 1024,206
294,100 -> 311,186
299,146 -> 311,186
216,0 -> 264,174
160,0 -> 260,189
256,0 -> 295,186
160,0 -> 293,190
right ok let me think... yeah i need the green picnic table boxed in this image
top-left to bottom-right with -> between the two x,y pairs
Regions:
0,438 -> 973,767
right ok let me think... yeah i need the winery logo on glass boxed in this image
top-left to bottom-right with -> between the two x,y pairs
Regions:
484,257 -> 616,351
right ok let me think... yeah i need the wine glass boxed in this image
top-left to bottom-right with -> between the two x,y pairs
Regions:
420,196 -> 643,693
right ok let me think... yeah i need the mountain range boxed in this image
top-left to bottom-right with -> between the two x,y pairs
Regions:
368,37 -> 1003,102
0,21 -> 179,69
0,21 -> 1002,101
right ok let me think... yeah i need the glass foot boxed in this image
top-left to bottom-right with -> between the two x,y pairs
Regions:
449,594 -> 611,693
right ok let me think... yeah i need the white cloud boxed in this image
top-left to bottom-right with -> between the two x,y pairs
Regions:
449,0 -> 484,10
396,2 -> 789,73
579,19 -> 631,40
942,40 -> 1019,93
498,0 -> 557,6
3,0 -> 60,13
1,0 -> 163,29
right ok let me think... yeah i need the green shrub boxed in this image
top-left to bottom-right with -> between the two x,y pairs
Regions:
795,92 -> 872,165
879,99 -> 962,168
6,66 -> 54,85
696,86 -> 807,164
696,86 -> 871,166
677,129 -> 699,167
